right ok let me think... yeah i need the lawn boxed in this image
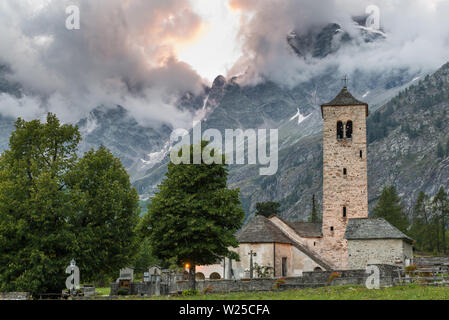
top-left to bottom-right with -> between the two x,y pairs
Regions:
96,284 -> 449,300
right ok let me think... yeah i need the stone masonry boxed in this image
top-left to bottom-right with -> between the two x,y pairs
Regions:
320,95 -> 369,269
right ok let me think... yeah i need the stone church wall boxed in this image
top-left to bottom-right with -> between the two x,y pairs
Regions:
174,264 -> 399,293
347,239 -> 412,269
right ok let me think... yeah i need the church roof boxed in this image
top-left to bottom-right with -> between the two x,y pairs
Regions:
321,86 -> 369,117
282,221 -> 322,238
344,218 -> 414,244
236,215 -> 294,244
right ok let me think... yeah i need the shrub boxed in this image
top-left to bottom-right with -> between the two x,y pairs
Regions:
117,289 -> 129,296
182,289 -> 199,296
328,272 -> 341,283
274,278 -> 286,290
405,265 -> 417,273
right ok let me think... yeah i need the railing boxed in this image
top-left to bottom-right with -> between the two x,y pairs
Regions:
395,267 -> 449,286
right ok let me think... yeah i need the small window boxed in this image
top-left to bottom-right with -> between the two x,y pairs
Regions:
337,121 -> 344,139
346,121 -> 353,139
330,226 -> 334,231
343,207 -> 347,218
343,168 -> 347,175
313,242 -> 316,246
360,150 -> 363,158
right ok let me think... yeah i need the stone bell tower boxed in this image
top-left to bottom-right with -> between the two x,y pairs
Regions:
320,85 -> 369,269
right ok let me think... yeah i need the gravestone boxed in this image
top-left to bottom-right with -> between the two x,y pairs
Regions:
116,267 -> 134,283
149,266 -> 161,282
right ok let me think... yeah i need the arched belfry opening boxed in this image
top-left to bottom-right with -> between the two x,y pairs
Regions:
345,121 -> 353,139
337,121 -> 344,139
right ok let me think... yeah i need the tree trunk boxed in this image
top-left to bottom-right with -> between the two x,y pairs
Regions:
189,264 -> 196,291
436,219 -> 440,253
442,216 -> 446,253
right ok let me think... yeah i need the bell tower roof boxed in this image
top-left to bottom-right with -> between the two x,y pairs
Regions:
321,86 -> 368,117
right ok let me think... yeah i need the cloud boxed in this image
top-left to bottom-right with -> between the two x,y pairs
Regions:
227,0 -> 449,87
1,0 -> 449,124
0,0 -> 206,126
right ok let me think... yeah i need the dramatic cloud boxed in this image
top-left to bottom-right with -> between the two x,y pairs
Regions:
1,0 -> 449,123
228,0 -> 449,87
0,0 -> 206,126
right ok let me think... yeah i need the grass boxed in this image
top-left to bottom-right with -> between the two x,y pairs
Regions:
95,284 -> 449,300
95,287 -> 110,296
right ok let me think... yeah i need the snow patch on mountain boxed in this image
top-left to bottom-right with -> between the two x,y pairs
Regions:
290,108 -> 311,125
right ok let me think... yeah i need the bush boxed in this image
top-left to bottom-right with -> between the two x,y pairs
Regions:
274,278 -> 286,290
117,289 -> 129,296
405,265 -> 417,273
328,272 -> 341,283
182,289 -> 199,296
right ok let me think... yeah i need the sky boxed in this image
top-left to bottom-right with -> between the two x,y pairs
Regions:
0,0 -> 448,127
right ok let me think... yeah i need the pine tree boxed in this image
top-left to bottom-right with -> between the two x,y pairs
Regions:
373,186 -> 409,233
409,191 -> 432,251
432,187 -> 449,253
308,194 -> 321,223
255,201 -> 281,217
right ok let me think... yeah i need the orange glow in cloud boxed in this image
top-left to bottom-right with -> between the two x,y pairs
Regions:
173,0 -> 243,82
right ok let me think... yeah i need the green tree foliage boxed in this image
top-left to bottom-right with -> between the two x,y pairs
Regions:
255,201 -> 281,217
0,114 -> 139,295
0,114 -> 80,295
142,141 -> 244,289
409,191 -> 432,251
409,188 -> 449,254
66,146 -> 140,283
132,238 -> 161,274
432,187 -> 449,253
308,194 -> 321,223
373,186 -> 409,233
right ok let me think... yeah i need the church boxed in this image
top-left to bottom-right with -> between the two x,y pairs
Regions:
196,86 -> 414,280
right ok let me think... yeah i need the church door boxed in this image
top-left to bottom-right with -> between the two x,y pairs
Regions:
281,257 -> 287,277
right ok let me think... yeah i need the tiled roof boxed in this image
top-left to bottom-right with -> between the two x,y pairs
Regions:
283,221 -> 322,238
321,86 -> 369,116
236,215 -> 294,244
322,86 -> 368,106
344,218 -> 414,244
236,216 -> 333,270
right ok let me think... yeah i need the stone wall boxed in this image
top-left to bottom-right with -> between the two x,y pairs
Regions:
110,282 -> 158,296
0,292 -> 30,300
174,264 -> 398,293
414,257 -> 449,267
347,239 -> 412,269
321,104 -> 369,269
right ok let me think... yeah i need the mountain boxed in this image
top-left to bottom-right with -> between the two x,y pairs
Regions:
367,61 -> 449,209
0,20 -> 444,221
130,22 -> 429,220
287,22 -> 385,59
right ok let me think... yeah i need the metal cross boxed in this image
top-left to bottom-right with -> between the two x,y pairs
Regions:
248,250 -> 257,279
341,75 -> 349,87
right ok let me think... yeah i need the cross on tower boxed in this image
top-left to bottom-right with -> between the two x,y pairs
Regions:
341,75 -> 349,87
